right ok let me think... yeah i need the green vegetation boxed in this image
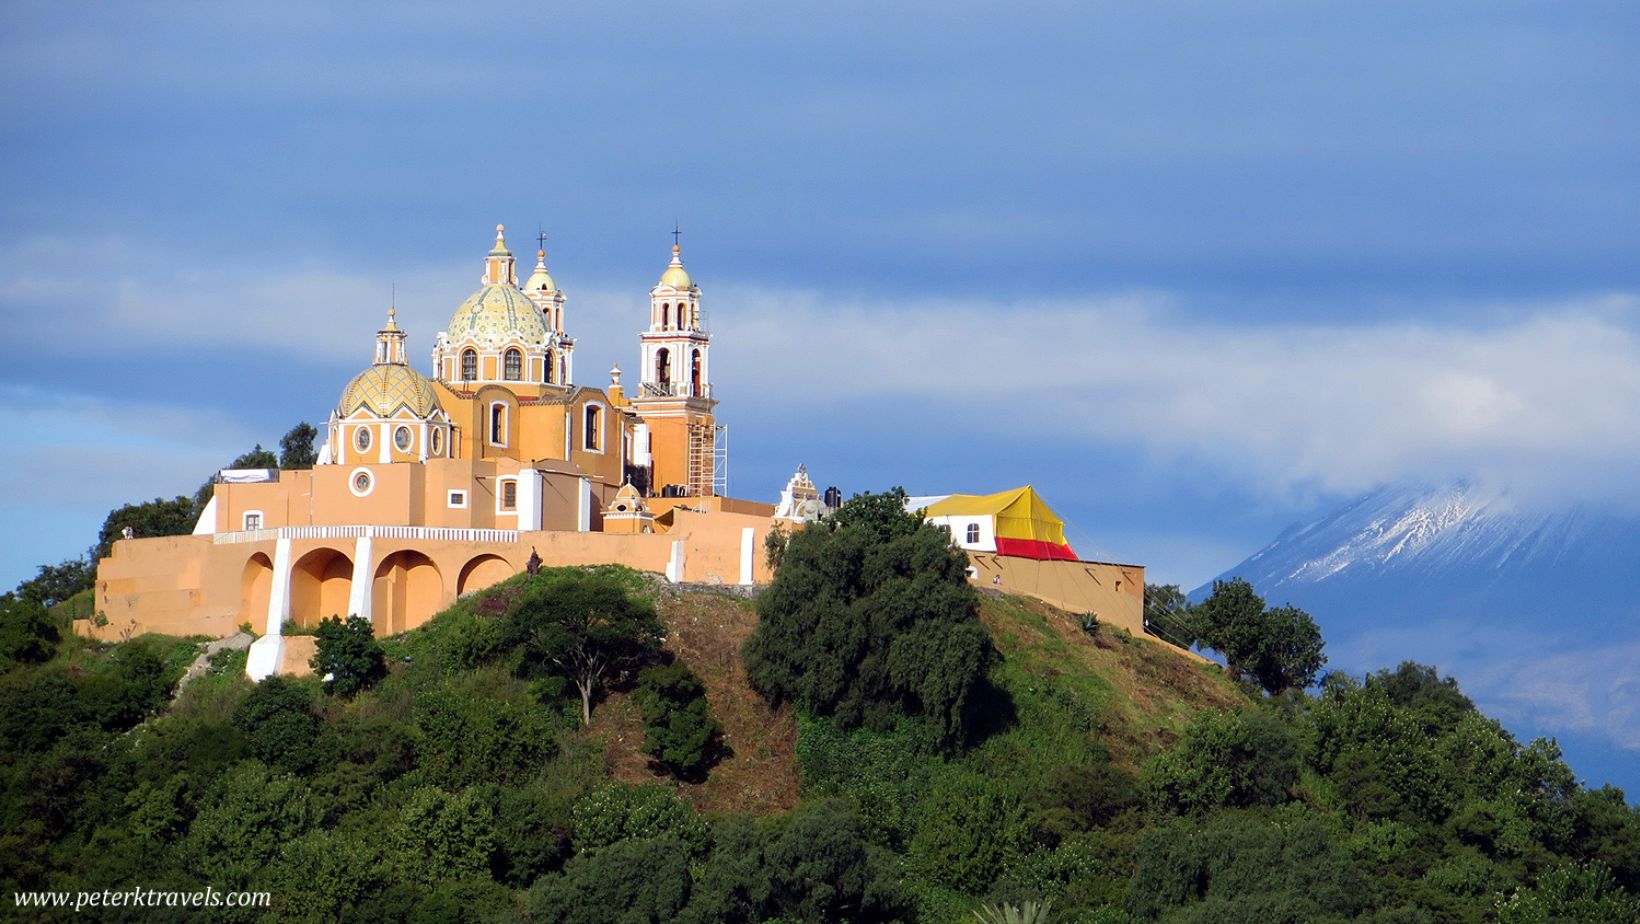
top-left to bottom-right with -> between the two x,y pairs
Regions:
3,502 -> 1638,922
744,488 -> 995,747
311,614 -> 387,697
503,567 -> 666,725
634,661 -> 723,780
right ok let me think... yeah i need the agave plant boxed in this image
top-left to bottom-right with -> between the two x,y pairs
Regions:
973,898 -> 1053,924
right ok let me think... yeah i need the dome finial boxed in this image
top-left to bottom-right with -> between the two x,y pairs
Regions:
657,227 -> 693,289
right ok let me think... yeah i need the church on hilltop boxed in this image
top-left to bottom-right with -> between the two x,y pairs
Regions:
87,226 -> 1154,678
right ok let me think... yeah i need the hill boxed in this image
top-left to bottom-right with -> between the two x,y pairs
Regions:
4,559 -> 1638,923
1197,480 -> 1640,794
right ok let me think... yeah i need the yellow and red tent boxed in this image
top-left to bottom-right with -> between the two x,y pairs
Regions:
923,486 -> 1078,561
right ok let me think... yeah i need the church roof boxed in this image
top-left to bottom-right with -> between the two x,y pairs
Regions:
339,363 -> 442,418
445,283 -> 550,348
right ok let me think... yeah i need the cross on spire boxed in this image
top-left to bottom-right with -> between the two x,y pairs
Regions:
672,222 -> 682,248
536,228 -> 548,252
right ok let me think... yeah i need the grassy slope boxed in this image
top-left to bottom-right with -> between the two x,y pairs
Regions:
365,569 -> 1243,818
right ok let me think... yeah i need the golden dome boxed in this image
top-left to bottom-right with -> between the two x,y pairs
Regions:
524,249 -> 557,293
339,363 -> 442,418
657,244 -> 693,290
445,283 -> 550,348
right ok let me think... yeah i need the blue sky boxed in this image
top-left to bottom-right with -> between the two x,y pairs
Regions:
2,1 -> 1636,597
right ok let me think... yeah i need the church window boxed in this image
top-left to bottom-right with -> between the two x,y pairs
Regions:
394,426 -> 412,452
504,348 -> 522,381
431,428 -> 444,456
966,523 -> 980,544
661,303 -> 670,329
490,403 -> 507,446
243,511 -> 262,530
691,350 -> 702,395
461,349 -> 477,381
655,348 -> 671,385
350,469 -> 374,497
354,427 -> 371,453
584,404 -> 603,451
499,479 -> 517,511
545,349 -> 556,384
447,490 -> 467,509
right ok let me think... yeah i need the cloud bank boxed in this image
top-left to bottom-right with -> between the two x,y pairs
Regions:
712,288 -> 1640,509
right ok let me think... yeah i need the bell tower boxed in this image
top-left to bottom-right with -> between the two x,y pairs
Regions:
629,235 -> 723,497
521,233 -> 574,386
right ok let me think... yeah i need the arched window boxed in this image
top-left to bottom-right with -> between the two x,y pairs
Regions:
690,350 -> 702,395
655,348 -> 671,385
490,403 -> 506,445
966,523 -> 981,544
544,349 -> 556,384
661,303 -> 670,329
584,404 -> 603,451
461,349 -> 477,381
504,348 -> 522,381
354,427 -> 371,453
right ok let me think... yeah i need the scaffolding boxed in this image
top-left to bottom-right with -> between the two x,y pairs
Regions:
686,423 -> 728,497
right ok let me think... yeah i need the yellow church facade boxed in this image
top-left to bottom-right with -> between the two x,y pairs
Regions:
87,226 -> 1153,678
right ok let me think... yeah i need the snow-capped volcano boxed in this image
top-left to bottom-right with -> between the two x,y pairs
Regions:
1223,481 -> 1635,592
1196,481 -> 1640,795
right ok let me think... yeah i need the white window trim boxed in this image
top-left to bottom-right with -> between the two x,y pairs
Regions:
495,476 -> 518,515
354,426 -> 372,453
430,426 -> 445,457
447,489 -> 468,509
242,510 -> 264,530
488,401 -> 509,447
582,401 -> 607,454
393,424 -> 413,452
349,467 -> 374,497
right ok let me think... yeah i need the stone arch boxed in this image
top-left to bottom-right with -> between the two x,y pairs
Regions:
240,552 -> 274,633
458,554 -> 513,596
372,550 -> 443,635
289,547 -> 353,629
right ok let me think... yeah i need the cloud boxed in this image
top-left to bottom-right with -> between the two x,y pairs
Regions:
7,235 -> 1639,512
709,287 -> 1640,509
0,387 -> 259,588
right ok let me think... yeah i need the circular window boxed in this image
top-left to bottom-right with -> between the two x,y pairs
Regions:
349,468 -> 374,497
431,428 -> 444,456
394,425 -> 412,452
354,427 -> 372,452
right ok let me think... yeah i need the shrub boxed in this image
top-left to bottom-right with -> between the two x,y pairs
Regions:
634,661 -> 722,780
570,783 -> 706,855
312,614 -> 387,697
232,675 -> 320,772
1143,709 -> 1298,815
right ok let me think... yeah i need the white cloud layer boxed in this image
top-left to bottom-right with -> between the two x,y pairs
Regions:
6,236 -> 1638,511
711,288 -> 1640,509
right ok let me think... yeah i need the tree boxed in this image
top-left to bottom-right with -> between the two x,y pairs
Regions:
1143,583 -> 1193,647
528,835 -> 695,924
15,558 -> 94,609
1190,578 -> 1325,694
503,570 -> 664,726
192,444 -> 281,512
232,675 -> 320,771
94,496 -> 199,559
742,487 -> 994,746
311,614 -> 387,697
0,597 -> 60,667
634,661 -> 723,780
279,422 -> 319,470
1143,709 -> 1299,815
